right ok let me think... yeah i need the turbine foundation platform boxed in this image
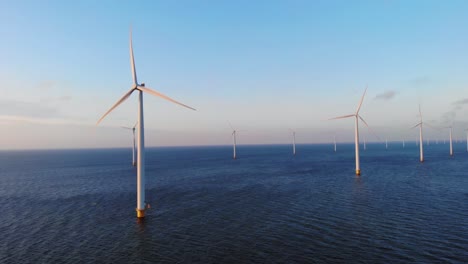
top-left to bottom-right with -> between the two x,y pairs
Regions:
356,169 -> 361,176
136,208 -> 145,218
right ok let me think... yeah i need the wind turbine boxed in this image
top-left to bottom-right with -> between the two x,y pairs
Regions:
290,129 -> 296,156
329,87 -> 370,176
229,123 -> 237,159
363,136 -> 367,151
385,137 -> 388,150
445,125 -> 454,156
465,129 -> 468,152
97,29 -> 196,218
333,135 -> 337,152
122,122 -> 138,166
411,105 -> 424,162
402,139 -> 405,148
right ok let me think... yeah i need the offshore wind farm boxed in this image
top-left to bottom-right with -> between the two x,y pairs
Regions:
1,1 -> 468,263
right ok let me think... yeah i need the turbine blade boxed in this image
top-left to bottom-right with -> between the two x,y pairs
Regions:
138,86 -> 196,111
410,122 -> 422,129
359,115 -> 381,140
121,126 -> 132,130
228,121 -> 234,131
130,28 -> 138,85
425,123 -> 441,130
355,86 -> 368,114
97,88 -> 135,125
328,114 -> 355,120
358,115 -> 369,127
133,121 -> 138,128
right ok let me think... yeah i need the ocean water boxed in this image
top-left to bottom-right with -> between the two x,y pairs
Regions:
0,143 -> 467,263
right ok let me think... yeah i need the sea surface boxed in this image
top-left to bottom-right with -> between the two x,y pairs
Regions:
0,143 -> 467,263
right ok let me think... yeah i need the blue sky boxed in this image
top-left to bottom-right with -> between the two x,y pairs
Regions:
1,1 -> 468,149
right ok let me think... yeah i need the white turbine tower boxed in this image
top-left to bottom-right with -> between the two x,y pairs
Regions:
333,135 -> 337,152
97,29 -> 196,218
122,122 -> 138,166
411,105 -> 424,162
290,129 -> 296,156
385,137 -> 388,150
446,126 -> 454,156
465,129 -> 468,152
329,87 -> 370,176
229,123 -> 237,159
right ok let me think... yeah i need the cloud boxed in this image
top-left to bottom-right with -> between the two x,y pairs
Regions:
37,80 -> 58,91
453,98 -> 468,106
441,111 -> 456,125
374,90 -> 396,101
0,99 -> 59,118
0,115 -> 87,125
437,98 -> 468,125
40,95 -> 73,103
453,105 -> 463,111
408,76 -> 432,86
58,95 -> 72,101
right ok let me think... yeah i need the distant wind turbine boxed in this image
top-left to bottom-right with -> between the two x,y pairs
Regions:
329,87 -> 370,176
122,122 -> 138,166
290,129 -> 296,156
385,137 -> 388,150
333,135 -> 337,152
97,29 -> 196,218
465,129 -> 468,152
229,123 -> 238,159
445,126 -> 454,156
411,105 -> 424,162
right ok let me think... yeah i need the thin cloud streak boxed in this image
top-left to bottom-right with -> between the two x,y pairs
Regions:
40,95 -> 73,103
0,99 -> 59,118
374,91 -> 396,101
0,115 -> 88,125
453,98 -> 468,105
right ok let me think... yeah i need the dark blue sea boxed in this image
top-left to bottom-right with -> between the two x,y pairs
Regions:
1,143 -> 467,263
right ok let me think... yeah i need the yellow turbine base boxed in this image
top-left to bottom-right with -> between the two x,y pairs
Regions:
356,169 -> 361,176
136,209 -> 146,218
